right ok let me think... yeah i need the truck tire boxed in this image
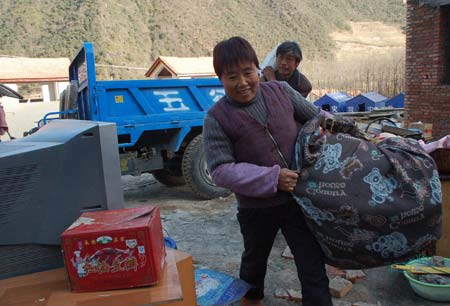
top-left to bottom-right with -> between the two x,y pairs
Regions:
152,169 -> 185,187
182,134 -> 231,200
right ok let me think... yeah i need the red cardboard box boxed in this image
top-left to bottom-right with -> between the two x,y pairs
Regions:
61,206 -> 166,292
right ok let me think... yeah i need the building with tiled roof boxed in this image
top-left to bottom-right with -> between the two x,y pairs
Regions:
145,56 -> 216,79
0,57 -> 69,83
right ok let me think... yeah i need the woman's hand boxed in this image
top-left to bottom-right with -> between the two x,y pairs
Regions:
277,168 -> 299,192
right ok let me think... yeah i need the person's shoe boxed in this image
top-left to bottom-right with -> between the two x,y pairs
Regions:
241,297 -> 262,306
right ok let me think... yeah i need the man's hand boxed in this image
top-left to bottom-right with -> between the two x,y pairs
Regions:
278,168 -> 299,192
262,66 -> 276,81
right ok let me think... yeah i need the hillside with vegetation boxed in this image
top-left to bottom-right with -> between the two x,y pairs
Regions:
0,0 -> 405,81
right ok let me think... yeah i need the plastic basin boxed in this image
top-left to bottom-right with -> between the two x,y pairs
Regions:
403,257 -> 450,302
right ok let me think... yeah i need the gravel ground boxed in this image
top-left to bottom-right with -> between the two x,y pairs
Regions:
122,174 -> 445,306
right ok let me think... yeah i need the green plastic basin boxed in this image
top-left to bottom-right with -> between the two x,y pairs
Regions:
403,257 -> 450,302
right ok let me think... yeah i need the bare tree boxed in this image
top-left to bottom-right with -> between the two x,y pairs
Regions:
303,50 -> 404,100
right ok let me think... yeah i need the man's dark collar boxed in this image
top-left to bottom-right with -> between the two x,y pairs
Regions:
275,69 -> 299,82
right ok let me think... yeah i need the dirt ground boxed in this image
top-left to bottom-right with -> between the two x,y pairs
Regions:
122,174 -> 444,306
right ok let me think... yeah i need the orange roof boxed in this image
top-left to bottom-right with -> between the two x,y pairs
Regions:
145,56 -> 216,78
0,57 -> 70,83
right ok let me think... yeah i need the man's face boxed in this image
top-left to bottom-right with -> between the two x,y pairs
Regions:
220,62 -> 259,104
276,51 -> 299,79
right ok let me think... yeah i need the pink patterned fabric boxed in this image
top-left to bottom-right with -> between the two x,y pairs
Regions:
419,135 -> 450,153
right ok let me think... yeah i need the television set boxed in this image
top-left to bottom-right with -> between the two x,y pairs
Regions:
0,119 -> 124,279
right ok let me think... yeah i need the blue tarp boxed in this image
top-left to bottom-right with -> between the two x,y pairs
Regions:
385,92 -> 404,108
345,92 -> 387,112
195,269 -> 251,306
314,92 -> 352,113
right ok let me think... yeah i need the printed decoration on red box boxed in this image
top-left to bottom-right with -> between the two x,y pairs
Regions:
69,237 -> 145,278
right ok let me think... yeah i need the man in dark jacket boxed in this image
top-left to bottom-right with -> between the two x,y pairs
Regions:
260,41 -> 312,98
203,36 -> 332,306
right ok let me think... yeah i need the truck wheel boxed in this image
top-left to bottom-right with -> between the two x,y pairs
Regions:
182,135 -> 231,200
152,169 -> 185,187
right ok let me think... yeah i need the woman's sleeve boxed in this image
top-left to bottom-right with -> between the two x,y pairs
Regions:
203,114 -> 235,172
280,82 -> 320,123
212,162 -> 280,197
203,113 -> 280,197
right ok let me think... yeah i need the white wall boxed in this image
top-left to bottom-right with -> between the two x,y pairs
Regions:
0,82 -> 68,140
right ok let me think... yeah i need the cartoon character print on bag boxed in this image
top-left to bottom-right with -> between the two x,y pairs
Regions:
387,156 -> 435,205
293,115 -> 442,269
372,233 -> 433,259
387,157 -> 424,202
413,180 -> 432,203
363,168 -> 398,207
340,155 -> 363,179
430,170 -> 442,205
366,232 -> 435,260
401,158 -> 421,171
388,157 -> 411,183
399,153 -> 432,172
366,231 -> 409,258
421,156 -> 436,169
362,214 -> 388,227
332,205 -> 360,226
379,137 -> 433,167
314,143 -> 342,174
397,176 -> 430,204
369,149 -> 384,161
293,196 -> 334,226
334,226 -> 379,243
349,228 -> 379,243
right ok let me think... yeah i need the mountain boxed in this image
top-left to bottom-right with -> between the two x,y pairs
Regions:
0,0 -> 405,79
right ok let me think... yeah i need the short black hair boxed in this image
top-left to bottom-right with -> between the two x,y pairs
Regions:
213,36 -> 259,78
276,41 -> 303,63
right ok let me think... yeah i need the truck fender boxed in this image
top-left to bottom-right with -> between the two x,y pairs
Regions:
172,126 -> 192,152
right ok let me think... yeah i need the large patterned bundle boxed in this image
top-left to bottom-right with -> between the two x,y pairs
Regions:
293,116 -> 442,269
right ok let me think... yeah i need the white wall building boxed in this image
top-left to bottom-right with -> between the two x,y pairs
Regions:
0,57 -> 70,140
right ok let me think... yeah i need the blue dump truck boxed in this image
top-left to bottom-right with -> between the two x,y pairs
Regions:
46,42 -> 230,199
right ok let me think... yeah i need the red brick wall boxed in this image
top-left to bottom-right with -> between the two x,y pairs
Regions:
405,1 -> 450,140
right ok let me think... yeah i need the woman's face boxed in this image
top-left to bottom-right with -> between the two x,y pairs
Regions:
220,61 -> 259,104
